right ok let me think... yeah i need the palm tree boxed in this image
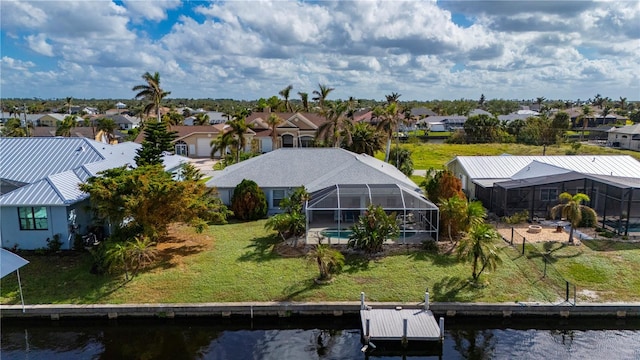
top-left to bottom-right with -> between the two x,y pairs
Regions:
96,118 -> 117,143
456,223 -> 502,282
225,117 -> 250,163
385,92 -> 401,104
345,122 -> 383,156
551,192 -> 597,244
618,97 -> 627,111
388,146 -> 414,177
279,84 -> 293,112
298,92 -> 309,112
317,100 -> 352,147
312,84 -> 334,110
536,97 -> 546,111
65,97 -> 73,115
55,115 -> 77,137
210,130 -> 237,160
377,101 -> 401,162
306,244 -> 344,282
193,113 -> 210,126
132,71 -> 171,122
266,113 -> 284,151
579,105 -> 593,141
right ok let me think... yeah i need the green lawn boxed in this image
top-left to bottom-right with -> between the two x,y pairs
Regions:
379,142 -> 640,171
3,221 -> 638,305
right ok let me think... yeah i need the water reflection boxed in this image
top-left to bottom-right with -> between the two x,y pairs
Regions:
2,316 -> 640,359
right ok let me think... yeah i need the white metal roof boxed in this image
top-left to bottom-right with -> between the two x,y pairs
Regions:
449,155 -> 640,180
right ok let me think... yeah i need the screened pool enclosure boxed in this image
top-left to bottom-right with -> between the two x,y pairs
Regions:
305,184 -> 439,244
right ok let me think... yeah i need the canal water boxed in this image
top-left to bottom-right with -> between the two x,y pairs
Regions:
2,316 -> 640,359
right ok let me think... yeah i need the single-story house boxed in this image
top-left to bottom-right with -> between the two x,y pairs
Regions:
608,124 -> 640,151
37,114 -> 82,127
31,126 -> 124,143
417,116 -> 467,131
447,155 -> 640,235
206,148 -> 439,243
134,124 -> 229,158
0,137 -> 188,250
107,114 -> 141,130
245,112 -> 326,152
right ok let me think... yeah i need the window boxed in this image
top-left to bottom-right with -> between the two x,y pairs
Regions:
175,141 -> 188,156
282,134 -> 294,148
18,207 -> 48,230
273,189 -> 285,208
540,189 -> 558,201
299,136 -> 314,147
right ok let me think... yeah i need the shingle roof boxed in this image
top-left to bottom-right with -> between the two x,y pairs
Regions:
206,148 -> 419,192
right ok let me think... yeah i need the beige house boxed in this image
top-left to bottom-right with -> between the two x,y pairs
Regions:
245,112 -> 326,152
608,124 -> 640,151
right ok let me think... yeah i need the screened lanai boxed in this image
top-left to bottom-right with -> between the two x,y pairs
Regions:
305,184 -> 439,244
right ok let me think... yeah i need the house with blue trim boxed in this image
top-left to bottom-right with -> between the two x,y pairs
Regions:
0,137 -> 187,250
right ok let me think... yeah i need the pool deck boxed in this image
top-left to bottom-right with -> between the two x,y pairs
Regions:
306,228 -> 432,245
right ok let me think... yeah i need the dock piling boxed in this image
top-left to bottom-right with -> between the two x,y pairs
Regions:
439,317 -> 445,340
425,290 -> 430,310
360,292 -> 365,310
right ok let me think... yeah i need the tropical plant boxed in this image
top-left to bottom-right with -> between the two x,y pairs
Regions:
317,100 -> 352,147
96,118 -> 117,143
279,84 -> 293,112
551,192 -> 597,244
1,118 -> 31,137
132,71 -> 171,122
55,115 -> 77,137
377,101 -> 402,162
266,113 -> 284,150
438,196 -> 467,242
80,165 -> 229,241
105,236 -> 157,281
231,179 -> 268,220
422,169 -> 466,202
578,105 -> 593,141
306,244 -> 344,282
134,121 -> 178,166
298,92 -> 309,112
343,122 -> 384,155
193,113 -> 210,125
225,117 -> 251,163
348,204 -> 399,254
456,223 -> 502,282
264,211 -> 306,245
388,146 -> 413,177
312,83 -> 334,110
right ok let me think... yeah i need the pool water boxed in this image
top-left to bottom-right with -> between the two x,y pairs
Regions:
320,229 -> 416,239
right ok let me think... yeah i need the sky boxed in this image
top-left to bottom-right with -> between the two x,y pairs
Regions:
1,0 -> 639,102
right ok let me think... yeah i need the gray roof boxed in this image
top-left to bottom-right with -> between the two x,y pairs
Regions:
0,138 -> 188,206
495,171 -> 640,190
206,148 -> 420,193
449,155 -> 640,180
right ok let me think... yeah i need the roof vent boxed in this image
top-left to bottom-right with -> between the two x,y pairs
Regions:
76,146 -> 85,152
592,157 -> 596,162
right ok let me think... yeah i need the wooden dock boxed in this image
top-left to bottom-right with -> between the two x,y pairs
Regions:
359,292 -> 443,351
360,308 -> 442,342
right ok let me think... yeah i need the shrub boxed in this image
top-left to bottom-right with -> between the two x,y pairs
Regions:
46,234 -> 63,253
348,204 -> 399,253
502,210 -> 530,224
422,239 -> 439,253
578,207 -> 596,227
231,179 -> 268,220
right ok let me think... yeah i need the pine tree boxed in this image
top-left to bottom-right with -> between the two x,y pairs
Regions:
134,122 -> 178,166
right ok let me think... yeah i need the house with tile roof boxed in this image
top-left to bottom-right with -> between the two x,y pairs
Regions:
0,137 -> 188,250
206,148 -> 439,243
135,124 -> 228,158
245,112 -> 326,152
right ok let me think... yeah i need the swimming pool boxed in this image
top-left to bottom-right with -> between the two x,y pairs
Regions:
320,229 -> 416,239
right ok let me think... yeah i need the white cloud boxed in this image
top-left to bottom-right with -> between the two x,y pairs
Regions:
123,0 -> 181,22
1,56 -> 36,71
26,34 -> 54,56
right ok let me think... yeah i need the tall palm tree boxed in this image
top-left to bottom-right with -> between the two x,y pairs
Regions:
279,84 -> 293,112
377,101 -> 401,162
65,97 -> 73,115
225,117 -> 250,163
298,92 -> 309,112
536,97 -> 546,111
618,97 -> 627,111
132,72 -> 171,122
579,105 -> 593,141
266,113 -> 284,151
56,115 -> 77,137
317,100 -> 352,147
385,92 -> 401,104
456,223 -> 502,282
345,122 -> 383,156
312,84 -> 334,110
551,192 -> 597,244
210,130 -> 237,160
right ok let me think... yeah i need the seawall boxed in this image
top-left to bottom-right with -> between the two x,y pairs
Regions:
2,302 -> 640,320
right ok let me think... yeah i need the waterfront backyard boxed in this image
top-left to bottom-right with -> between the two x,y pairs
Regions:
2,220 -> 640,306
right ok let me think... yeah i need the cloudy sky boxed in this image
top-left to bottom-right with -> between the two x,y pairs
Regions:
1,0 -> 638,102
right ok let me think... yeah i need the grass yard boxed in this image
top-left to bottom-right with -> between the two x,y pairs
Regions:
378,143 -> 640,171
3,221 -> 638,305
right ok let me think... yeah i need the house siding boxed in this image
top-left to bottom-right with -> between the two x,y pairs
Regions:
1,206 -> 69,250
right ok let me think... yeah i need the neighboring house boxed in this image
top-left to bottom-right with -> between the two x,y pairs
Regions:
107,114 -> 141,130
183,111 -> 227,126
447,155 -> 640,235
0,137 -> 188,250
608,124 -> 640,151
30,126 -> 124,144
245,112 -> 326,152
411,107 -> 437,118
37,114 -> 68,127
417,115 -> 467,131
206,148 -> 440,242
135,124 -> 228,158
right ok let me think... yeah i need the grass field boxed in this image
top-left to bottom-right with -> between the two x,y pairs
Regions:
2,221 -> 639,305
